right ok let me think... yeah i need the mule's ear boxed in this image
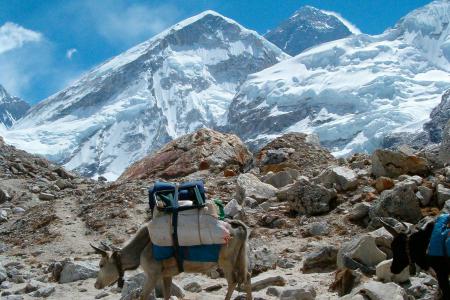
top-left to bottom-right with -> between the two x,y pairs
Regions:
90,243 -> 107,256
379,218 -> 399,237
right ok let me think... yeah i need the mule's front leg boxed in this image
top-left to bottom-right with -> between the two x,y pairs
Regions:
141,276 -> 157,300
162,276 -> 172,300
244,271 -> 252,300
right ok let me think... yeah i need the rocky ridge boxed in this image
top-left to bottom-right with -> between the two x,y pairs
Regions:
0,128 -> 449,299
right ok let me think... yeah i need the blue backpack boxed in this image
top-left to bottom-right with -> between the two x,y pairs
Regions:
427,214 -> 450,257
148,180 -> 206,213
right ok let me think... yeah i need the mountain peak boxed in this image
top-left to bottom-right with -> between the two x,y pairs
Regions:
0,84 -> 30,128
265,5 -> 354,56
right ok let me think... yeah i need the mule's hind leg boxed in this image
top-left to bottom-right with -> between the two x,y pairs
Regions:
244,271 -> 252,300
435,269 -> 450,300
162,276 -> 172,300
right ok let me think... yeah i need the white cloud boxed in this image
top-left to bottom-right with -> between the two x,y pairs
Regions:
0,22 -> 42,54
82,1 -> 180,45
322,10 -> 362,35
66,48 -> 77,59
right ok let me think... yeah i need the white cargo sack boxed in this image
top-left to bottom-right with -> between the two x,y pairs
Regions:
148,201 -> 231,247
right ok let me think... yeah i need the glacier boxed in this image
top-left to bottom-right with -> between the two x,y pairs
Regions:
227,0 -> 450,156
3,10 -> 288,180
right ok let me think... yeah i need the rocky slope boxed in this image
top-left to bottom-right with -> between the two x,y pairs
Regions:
1,128 -> 449,299
4,10 -> 288,180
227,0 -> 450,155
0,85 -> 30,128
424,89 -> 450,143
265,6 -> 355,56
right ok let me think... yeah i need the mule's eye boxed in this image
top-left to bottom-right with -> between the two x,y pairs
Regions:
99,263 -> 104,268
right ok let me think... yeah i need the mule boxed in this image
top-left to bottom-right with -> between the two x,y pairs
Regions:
380,218 -> 450,299
91,219 -> 252,300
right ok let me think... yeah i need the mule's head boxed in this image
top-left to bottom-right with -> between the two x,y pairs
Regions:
90,244 -> 120,289
380,219 -> 411,274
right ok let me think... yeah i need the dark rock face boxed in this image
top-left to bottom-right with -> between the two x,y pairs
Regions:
0,85 -> 30,128
424,89 -> 450,143
265,6 -> 352,56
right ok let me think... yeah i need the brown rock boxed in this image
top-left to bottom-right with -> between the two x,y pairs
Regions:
223,169 -> 237,177
256,133 -> 336,177
119,128 -> 252,180
374,177 -> 395,193
371,149 -> 430,178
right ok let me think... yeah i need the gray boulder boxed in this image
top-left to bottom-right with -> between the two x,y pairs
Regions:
30,285 -> 56,298
223,199 -> 242,218
302,245 -> 338,272
405,272 -> 440,300
316,166 -> 358,191
236,173 -> 278,203
437,184 -> 450,207
371,149 -> 429,178
337,235 -> 387,270
59,261 -> 98,283
341,280 -> 408,300
121,273 -> 185,299
0,264 -> 7,283
280,284 -> 316,300
417,186 -> 433,206
348,202 -> 370,222
0,188 -> 11,203
439,120 -> 450,165
264,169 -> 298,188
249,247 -> 277,274
277,177 -> 337,215
369,182 -> 422,226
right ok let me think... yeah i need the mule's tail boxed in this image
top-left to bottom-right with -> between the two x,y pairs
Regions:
227,219 -> 250,285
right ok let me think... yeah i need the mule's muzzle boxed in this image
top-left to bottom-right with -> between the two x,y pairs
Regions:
94,281 -> 103,289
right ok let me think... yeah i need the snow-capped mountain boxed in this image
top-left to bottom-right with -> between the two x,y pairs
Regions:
265,6 -> 357,56
0,85 -> 30,128
5,11 -> 288,179
227,0 -> 450,156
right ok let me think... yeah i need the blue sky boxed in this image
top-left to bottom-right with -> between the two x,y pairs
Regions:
0,0 -> 433,104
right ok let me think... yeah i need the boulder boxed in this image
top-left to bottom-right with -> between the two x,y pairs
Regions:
369,182 -> 422,226
121,273 -> 185,299
249,274 -> 286,291
304,222 -> 329,236
437,184 -> 450,207
119,129 -> 252,180
249,247 -> 277,275
223,199 -> 242,218
236,173 -> 278,203
376,259 -> 409,283
59,261 -> 98,283
348,202 -> 370,222
439,120 -> 450,165
302,245 -> 338,272
374,177 -> 395,193
0,264 -> 7,283
277,177 -> 337,216
405,272 -> 440,300
337,235 -> 387,269
371,149 -> 430,178
38,193 -> 55,201
279,284 -> 316,300
417,186 -> 433,206
0,189 -> 11,204
256,133 -> 336,177
264,170 -> 298,188
316,166 -> 358,191
30,286 -> 56,298
341,281 -> 408,300
0,210 -> 7,223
